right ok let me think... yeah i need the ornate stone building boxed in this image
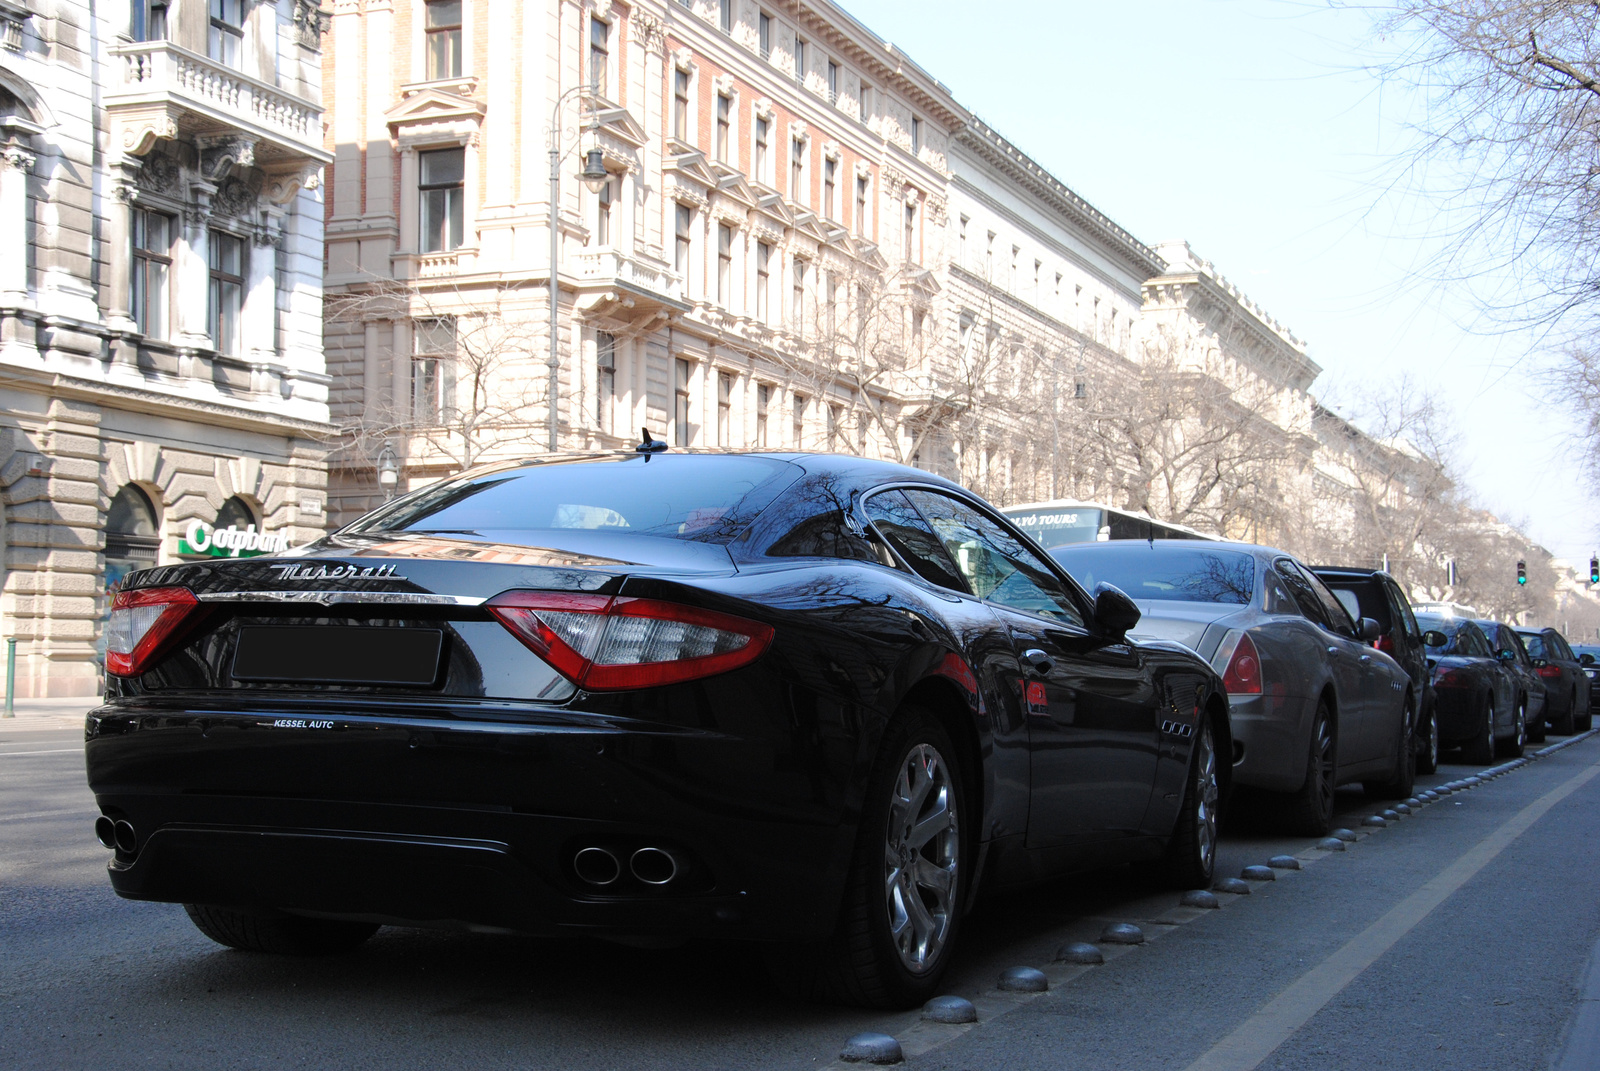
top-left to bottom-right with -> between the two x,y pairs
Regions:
0,0 -> 331,696
321,0 -> 966,521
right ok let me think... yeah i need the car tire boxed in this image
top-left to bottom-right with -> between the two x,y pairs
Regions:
1283,699 -> 1336,837
1577,700 -> 1593,734
1529,702 -> 1548,743
1498,699 -> 1526,758
1161,715 -> 1220,890
1553,691 -> 1577,736
774,708 -> 967,1009
1416,699 -> 1439,776
1365,692 -> 1416,800
1463,695 -> 1496,765
182,904 -> 378,955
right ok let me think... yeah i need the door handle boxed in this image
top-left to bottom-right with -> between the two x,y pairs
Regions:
1021,648 -> 1054,677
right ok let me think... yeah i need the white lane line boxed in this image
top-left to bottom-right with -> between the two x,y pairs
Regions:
1181,758 -> 1600,1071
0,748 -> 82,757
0,808 -> 94,822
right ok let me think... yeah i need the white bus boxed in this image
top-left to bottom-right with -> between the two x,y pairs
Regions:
1000,500 -> 1219,551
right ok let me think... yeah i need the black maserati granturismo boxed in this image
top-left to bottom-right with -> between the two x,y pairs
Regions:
88,449 -> 1229,1008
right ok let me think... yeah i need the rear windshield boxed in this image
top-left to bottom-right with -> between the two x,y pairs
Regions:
1518,632 -> 1547,659
1050,545 -> 1256,604
1417,615 -> 1481,656
345,455 -> 797,545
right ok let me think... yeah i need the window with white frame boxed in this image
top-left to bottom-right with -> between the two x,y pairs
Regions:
594,173 -> 615,246
911,116 -> 923,153
794,37 -> 807,87
791,256 -> 806,330
674,203 -> 694,282
717,223 -> 733,305
827,61 -> 839,103
716,93 -> 732,163
754,116 -> 770,183
758,10 -> 771,58
903,200 -> 918,263
755,241 -> 771,322
859,82 -> 874,126
673,68 -> 690,141
756,383 -> 770,446
855,174 -> 868,235
792,392 -> 807,447
588,15 -> 610,97
130,209 -> 172,339
823,157 -> 836,222
717,371 -> 733,445
208,0 -> 243,69
207,231 -> 245,356
719,0 -> 732,33
674,358 -> 692,447
790,136 -> 806,203
419,147 -> 465,253
132,0 -> 168,40
596,330 -> 616,431
413,318 -> 457,423
427,0 -> 463,81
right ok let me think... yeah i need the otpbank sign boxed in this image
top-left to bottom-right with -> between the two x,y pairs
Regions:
178,520 -> 292,559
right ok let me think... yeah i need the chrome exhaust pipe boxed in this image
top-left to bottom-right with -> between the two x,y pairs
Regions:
112,819 -> 137,855
573,846 -> 621,886
94,816 -> 117,850
629,846 -> 680,886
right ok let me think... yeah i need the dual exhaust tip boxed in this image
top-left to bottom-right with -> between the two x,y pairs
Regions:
574,845 -> 682,887
94,815 -> 137,854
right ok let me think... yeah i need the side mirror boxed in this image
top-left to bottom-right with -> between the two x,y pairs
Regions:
1582,653 -> 1595,666
1359,618 -> 1382,643
1091,582 -> 1141,639
1422,630 -> 1448,648
1498,649 -> 1516,663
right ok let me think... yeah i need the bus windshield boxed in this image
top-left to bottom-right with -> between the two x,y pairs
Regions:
1002,507 -> 1104,549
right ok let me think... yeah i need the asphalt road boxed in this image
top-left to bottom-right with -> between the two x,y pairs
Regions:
4,724 -> 1599,1070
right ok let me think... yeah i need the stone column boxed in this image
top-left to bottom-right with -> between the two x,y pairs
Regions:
244,222 -> 281,365
391,319 -> 411,424
175,186 -> 216,348
0,139 -> 35,304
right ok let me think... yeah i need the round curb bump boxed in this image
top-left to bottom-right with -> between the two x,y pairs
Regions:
1331,828 -> 1358,842
922,995 -> 978,1024
1267,855 -> 1301,870
1240,865 -> 1276,881
1394,803 -> 1412,815
1362,815 -> 1387,828
1056,941 -> 1104,964
1213,877 -> 1251,895
841,1032 -> 903,1064
1381,808 -> 1401,820
1100,922 -> 1146,945
1316,837 -> 1346,851
1180,889 -> 1220,909
998,966 -> 1049,992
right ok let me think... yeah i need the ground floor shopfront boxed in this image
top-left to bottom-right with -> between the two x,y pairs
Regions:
0,381 -> 328,699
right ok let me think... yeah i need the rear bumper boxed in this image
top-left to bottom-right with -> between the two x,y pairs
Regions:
86,703 -> 854,942
1224,693 -> 1309,793
1433,686 -> 1484,743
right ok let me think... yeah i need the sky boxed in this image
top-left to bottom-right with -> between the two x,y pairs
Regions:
841,0 -> 1599,568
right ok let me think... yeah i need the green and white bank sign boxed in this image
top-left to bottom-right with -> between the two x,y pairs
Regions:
178,520 -> 292,559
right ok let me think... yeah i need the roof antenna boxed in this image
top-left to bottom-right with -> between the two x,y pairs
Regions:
636,427 -> 669,457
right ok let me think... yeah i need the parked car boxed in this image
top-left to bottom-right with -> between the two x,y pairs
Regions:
1514,626 -> 1592,734
1475,620 -> 1547,748
1048,540 -> 1414,837
1313,567 -> 1438,774
1572,643 -> 1600,715
1415,614 -> 1521,763
86,451 -> 1231,1009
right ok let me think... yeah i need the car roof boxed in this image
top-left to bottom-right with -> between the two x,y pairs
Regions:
436,449 -> 968,493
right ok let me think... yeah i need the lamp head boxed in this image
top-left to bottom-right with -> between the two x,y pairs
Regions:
581,149 -> 610,193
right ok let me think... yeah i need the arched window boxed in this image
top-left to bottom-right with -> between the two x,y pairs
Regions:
105,485 -> 160,591
214,495 -> 257,531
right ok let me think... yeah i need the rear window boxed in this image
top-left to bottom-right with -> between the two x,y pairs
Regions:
1417,616 -> 1484,657
1051,545 -> 1255,605
1518,632 -> 1546,659
345,455 -> 797,545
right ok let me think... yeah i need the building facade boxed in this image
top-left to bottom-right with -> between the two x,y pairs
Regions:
0,0 -> 331,696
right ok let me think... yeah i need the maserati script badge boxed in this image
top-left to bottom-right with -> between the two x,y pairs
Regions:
270,563 -> 406,581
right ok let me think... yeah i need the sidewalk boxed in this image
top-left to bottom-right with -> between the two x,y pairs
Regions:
0,696 -> 102,732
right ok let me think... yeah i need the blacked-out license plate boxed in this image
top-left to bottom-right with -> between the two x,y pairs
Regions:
231,626 -> 444,686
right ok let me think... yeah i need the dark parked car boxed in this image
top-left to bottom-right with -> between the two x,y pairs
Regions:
1475,620 -> 1547,748
1514,627 -> 1592,734
87,451 -> 1229,1009
1572,644 -> 1600,714
1049,540 -> 1414,837
1313,567 -> 1438,774
1415,614 -> 1521,763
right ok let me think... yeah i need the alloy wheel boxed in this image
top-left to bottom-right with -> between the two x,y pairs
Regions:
1515,702 -> 1527,752
883,742 -> 959,974
1313,713 -> 1336,818
1194,721 -> 1220,874
1424,708 -> 1439,772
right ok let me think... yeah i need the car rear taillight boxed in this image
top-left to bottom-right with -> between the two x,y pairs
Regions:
1538,665 -> 1562,679
105,587 -> 205,677
1434,667 -> 1464,687
1212,631 -> 1262,695
485,591 -> 774,691
1374,634 -> 1394,654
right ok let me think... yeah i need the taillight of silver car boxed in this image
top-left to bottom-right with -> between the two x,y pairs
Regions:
105,586 -> 206,677
485,591 -> 775,691
1211,630 -> 1262,696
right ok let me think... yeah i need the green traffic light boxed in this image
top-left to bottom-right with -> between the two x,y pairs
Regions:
1518,576 -> 1526,585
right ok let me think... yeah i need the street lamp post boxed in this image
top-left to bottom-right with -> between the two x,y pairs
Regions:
548,86 -> 612,453
376,443 -> 400,501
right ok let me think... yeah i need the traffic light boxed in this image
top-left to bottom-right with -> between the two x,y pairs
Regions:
1590,555 -> 1598,585
1517,560 -> 1527,586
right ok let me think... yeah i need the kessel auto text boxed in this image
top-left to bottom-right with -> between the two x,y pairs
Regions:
86,451 -> 1228,1008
